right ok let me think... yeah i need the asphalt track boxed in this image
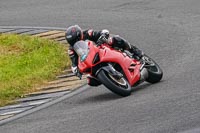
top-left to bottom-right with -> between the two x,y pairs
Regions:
1,0 -> 200,132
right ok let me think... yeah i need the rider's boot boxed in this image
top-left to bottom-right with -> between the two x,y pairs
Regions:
122,39 -> 144,60
129,45 -> 144,60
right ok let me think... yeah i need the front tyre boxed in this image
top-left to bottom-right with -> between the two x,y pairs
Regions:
97,70 -> 131,97
143,55 -> 163,83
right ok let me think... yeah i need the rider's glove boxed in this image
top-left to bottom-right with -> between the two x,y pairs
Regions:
71,66 -> 82,79
97,35 -> 108,46
101,29 -> 109,39
96,29 -> 110,46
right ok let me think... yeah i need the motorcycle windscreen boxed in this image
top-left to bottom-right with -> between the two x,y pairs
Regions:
73,40 -> 89,62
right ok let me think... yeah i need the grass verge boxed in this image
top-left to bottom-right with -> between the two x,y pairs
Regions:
0,34 -> 70,106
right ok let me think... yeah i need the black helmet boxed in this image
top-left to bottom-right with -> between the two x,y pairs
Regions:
65,25 -> 83,46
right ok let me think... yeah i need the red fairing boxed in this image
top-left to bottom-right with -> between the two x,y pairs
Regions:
78,41 -> 99,73
78,41 -> 141,87
98,45 -> 141,86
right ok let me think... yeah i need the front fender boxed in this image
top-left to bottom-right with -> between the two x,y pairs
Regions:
95,64 -> 123,79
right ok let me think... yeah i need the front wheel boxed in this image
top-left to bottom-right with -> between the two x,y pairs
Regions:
97,70 -> 131,97
143,55 -> 163,83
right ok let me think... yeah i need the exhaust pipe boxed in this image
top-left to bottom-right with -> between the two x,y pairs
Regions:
140,68 -> 148,82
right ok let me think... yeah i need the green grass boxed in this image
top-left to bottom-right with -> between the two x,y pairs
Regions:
0,34 -> 70,106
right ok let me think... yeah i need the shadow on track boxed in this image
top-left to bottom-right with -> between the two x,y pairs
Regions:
131,80 -> 165,93
78,80 -> 164,105
80,92 -> 122,103
131,83 -> 152,93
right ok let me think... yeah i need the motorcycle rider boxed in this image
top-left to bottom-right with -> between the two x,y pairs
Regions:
65,25 -> 143,84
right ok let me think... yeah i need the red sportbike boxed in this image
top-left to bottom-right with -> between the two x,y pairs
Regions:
73,40 -> 163,96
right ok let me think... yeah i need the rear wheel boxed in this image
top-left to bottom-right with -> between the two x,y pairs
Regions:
97,70 -> 131,97
143,55 -> 163,83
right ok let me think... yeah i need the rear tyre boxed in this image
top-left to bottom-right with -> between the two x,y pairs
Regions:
97,70 -> 131,97
143,55 -> 163,83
